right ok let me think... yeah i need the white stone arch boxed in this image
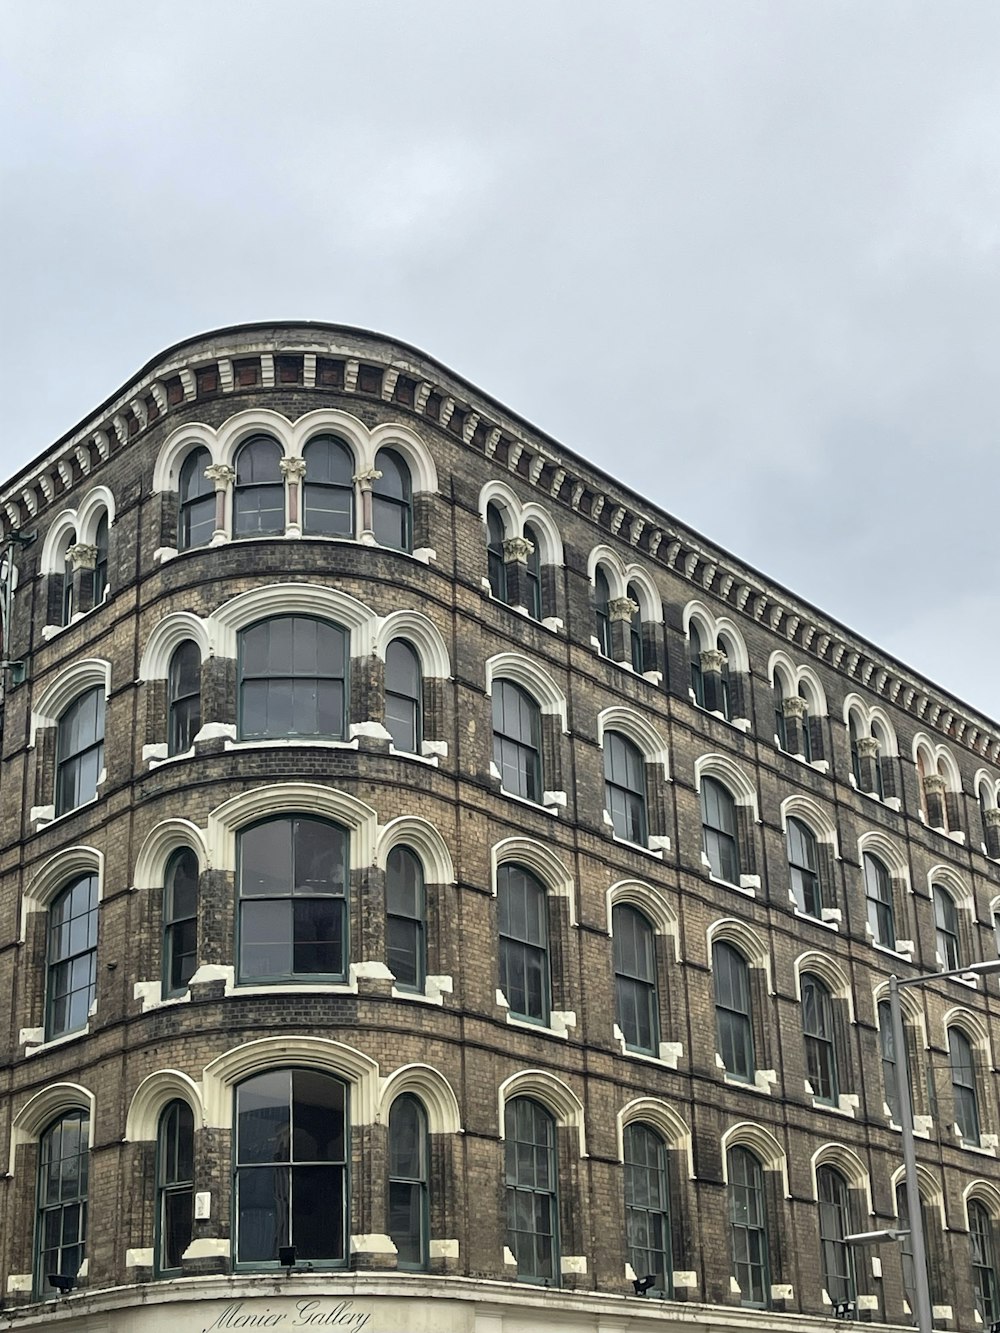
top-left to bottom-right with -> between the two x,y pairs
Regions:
943,1007 -> 994,1068
810,1143 -> 873,1215
202,1036 -> 379,1129
133,819 -> 209,892
707,918 -> 773,992
520,502 -> 564,568
368,420 -> 439,495
927,864 -> 974,916
975,769 -> 1000,809
793,950 -> 855,1022
40,508 -> 81,576
139,611 -> 211,682
857,830 -> 911,888
375,816 -> 455,884
868,708 -> 898,756
962,1179 -> 1000,1228
890,1164 -> 946,1230
721,1122 -> 790,1197
621,566 -> 661,623
768,650 -> 797,695
9,1083 -> 95,1175
797,666 -> 827,716
779,794 -> 840,855
286,407 -> 368,467
695,753 -> 760,820
607,880 -> 680,961
210,582 -> 378,659
215,408 -> 293,470
598,706 -> 670,777
714,618 -> 750,674
491,837 -> 576,926
125,1070 -> 205,1141
618,1098 -> 693,1179
207,783 -> 378,873
374,609 -> 450,679
20,845 -> 103,941
498,1069 -> 586,1157
485,652 -> 568,731
152,421 -> 222,492
872,981 -> 929,1049
378,1064 -> 462,1134
31,658 -> 111,744
682,598 -> 716,645
76,486 -> 116,546
587,544 -> 627,600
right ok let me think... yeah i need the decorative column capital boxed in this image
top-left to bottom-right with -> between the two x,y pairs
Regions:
781,695 -> 808,719
700,648 -> 726,673
608,596 -> 640,623
923,773 -> 946,794
856,736 -> 880,759
984,806 -> 1000,829
279,457 -> 307,480
353,468 -> 383,490
502,536 -> 534,564
204,464 -> 235,489
67,542 -> 98,571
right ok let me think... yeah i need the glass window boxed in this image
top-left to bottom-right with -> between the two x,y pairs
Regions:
46,875 -> 98,1039
498,865 -> 549,1024
234,1069 -> 347,1265
62,540 -> 75,625
385,640 -> 421,753
689,623 -> 705,706
801,974 -> 838,1104
504,1097 -> 558,1284
388,1094 -> 427,1268
604,732 -> 647,844
799,687 -> 813,762
896,1186 -> 941,1311
595,569 -> 611,657
386,847 -> 425,992
787,818 -> 822,917
56,687 -> 105,815
627,583 -> 644,673
238,817 -> 348,982
728,1146 -> 769,1307
624,1123 -> 671,1296
613,904 -> 658,1055
713,941 -> 754,1081
492,681 -> 542,802
863,853 -> 895,949
179,447 -> 215,551
36,1111 -> 89,1298
871,722 -> 888,799
168,640 -> 201,755
156,1100 -> 194,1274
848,714 -> 863,787
303,435 -> 354,536
239,616 -> 347,741
817,1167 -> 855,1306
486,504 -> 507,601
234,435 -> 284,536
523,523 -> 542,620
877,1000 -> 907,1124
372,448 -> 411,551
949,1028 -> 981,1144
92,514 -> 109,604
970,1199 -> 999,1325
934,887 -> 961,971
773,679 -> 788,752
163,848 -> 198,996
717,639 -> 732,720
701,778 -> 740,884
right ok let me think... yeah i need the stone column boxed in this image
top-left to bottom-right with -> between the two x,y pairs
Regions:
67,541 -> 98,616
354,467 -> 382,543
781,694 -> 809,758
204,464 -> 234,544
700,647 -> 728,715
923,772 -> 947,830
608,596 -> 639,666
502,535 -> 534,611
279,456 -> 306,537
984,806 -> 1000,859
856,736 -> 881,795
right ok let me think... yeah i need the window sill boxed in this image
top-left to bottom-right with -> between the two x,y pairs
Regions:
226,736 -> 359,752
32,783 -> 106,831
885,1112 -> 932,1139
872,941 -> 915,964
23,1024 -> 90,1057
809,1091 -> 860,1119
134,981 -> 192,1013
496,786 -> 560,817
388,744 -> 440,767
956,1135 -> 997,1156
707,871 -> 757,898
791,907 -> 840,932
613,1026 -> 682,1069
40,594 -> 109,641
497,991 -> 576,1039
610,832 -> 668,859
391,974 -> 453,1005
722,1070 -> 776,1096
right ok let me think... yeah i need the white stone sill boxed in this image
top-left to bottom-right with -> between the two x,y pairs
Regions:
497,786 -> 560,817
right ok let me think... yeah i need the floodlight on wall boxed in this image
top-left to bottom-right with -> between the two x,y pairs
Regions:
632,1275 -> 655,1296
832,1300 -> 856,1320
278,1246 -> 296,1271
47,1274 -> 75,1295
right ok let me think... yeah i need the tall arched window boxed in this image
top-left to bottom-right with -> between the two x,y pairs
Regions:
595,569 -> 612,657
787,818 -> 821,917
372,448 -> 412,551
870,720 -> 889,798
949,1028 -> 981,1145
56,687 -> 105,815
234,1069 -> 347,1265
523,523 -> 542,620
234,435 -> 284,536
498,864 -> 549,1023
970,1199 -> 1000,1325
896,1185 -> 941,1311
701,777 -> 740,883
689,622 -> 705,707
817,1166 -> 855,1306
92,513 -> 109,604
239,616 -> 347,740
36,1111 -> 89,1298
877,1000 -> 911,1125
773,675 -> 789,752
934,886 -> 961,971
612,904 -> 659,1055
504,1097 -> 558,1284
728,1146 -> 769,1308
46,875 -> 98,1039
713,941 -> 754,1081
238,816 -> 348,982
627,582 -> 644,673
486,504 -> 508,601
168,640 -> 201,755
61,534 -> 76,625
385,640 -> 421,753
386,846 -> 425,992
163,848 -> 198,997
848,712 -> 863,787
863,853 -> 895,949
388,1094 -> 428,1269
492,680 -> 542,802
156,1100 -> 194,1275
302,435 -> 354,536
604,732 -> 648,844
624,1123 -> 671,1295
178,447 -> 215,551
801,974 -> 838,1104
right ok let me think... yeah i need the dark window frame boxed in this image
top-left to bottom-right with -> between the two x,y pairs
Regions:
388,1094 -> 429,1269
238,615 -> 348,742
386,846 -> 425,992
178,447 -> 215,552
801,973 -> 838,1104
787,817 -> 822,917
498,864 -> 550,1025
372,448 -> 412,552
168,640 -> 202,756
384,639 -> 421,754
713,941 -> 755,1082
624,1123 -> 672,1297
863,853 -> 896,950
492,680 -> 542,803
604,731 -> 648,845
612,903 -> 659,1055
504,1097 -> 559,1285
302,435 -> 355,538
155,1099 -> 194,1276
35,1111 -> 89,1299
701,777 -> 740,884
163,848 -> 199,997
46,875 -> 99,1040
728,1146 -> 770,1308
55,687 -> 105,815
233,435 -> 285,537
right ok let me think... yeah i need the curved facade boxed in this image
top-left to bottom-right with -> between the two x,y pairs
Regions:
1,323 -> 1000,1330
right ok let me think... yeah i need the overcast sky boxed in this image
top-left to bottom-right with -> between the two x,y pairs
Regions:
3,2 -> 1000,717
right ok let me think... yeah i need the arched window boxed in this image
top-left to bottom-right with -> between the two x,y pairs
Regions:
689,623 -> 705,706
787,818 -> 821,917
56,686 -> 105,814
303,435 -> 354,537
773,675 -> 789,752
799,687 -> 813,762
492,680 -> 542,802
36,1111 -> 89,1298
604,732 -> 647,844
877,1000 -> 906,1123
92,513 -> 109,604
523,523 -> 542,620
386,846 -> 425,992
384,640 -> 421,754
624,1123 -> 671,1296
896,1184 -> 941,1311
870,720 -> 889,799
486,504 -> 508,601
717,637 -> 733,720
817,1166 -> 855,1306
863,853 -> 895,949
612,904 -> 658,1055
168,640 -> 201,755
234,435 -> 284,536
178,447 -> 215,551
504,1097 -> 558,1284
388,1094 -> 428,1269
61,535 -> 76,625
237,816 -> 348,982
498,864 -> 549,1024
234,1069 -> 348,1265
713,941 -> 754,1081
627,582 -> 644,673
595,569 -> 612,657
163,848 -> 198,997
949,1028 -> 981,1145
156,1100 -> 194,1275
848,713 -> 863,787
801,974 -> 838,1104
970,1199 -> 1000,1325
372,448 -> 412,551
239,616 -> 347,741
702,777 -> 740,883
46,875 -> 98,1039
728,1146 -> 769,1308
934,886 -> 961,971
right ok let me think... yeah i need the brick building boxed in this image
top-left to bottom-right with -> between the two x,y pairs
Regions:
0,322 -> 999,1332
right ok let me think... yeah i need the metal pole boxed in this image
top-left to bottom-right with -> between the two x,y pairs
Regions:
889,973 -> 933,1333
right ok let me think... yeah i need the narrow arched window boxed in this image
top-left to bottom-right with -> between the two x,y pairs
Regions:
713,941 -> 754,1081
234,435 -> 284,536
504,1097 -> 558,1284
303,435 -> 354,536
46,875 -> 98,1039
612,904 -> 658,1055
604,732 -> 647,844
168,640 -> 201,755
594,569 -> 612,656
817,1167 -> 855,1306
787,818 -> 821,917
386,846 -> 425,992
773,676 -> 788,751
385,640 -> 421,753
689,622 -> 705,706
801,974 -> 838,1104
871,721 -> 888,799
970,1199 -> 1000,1325
56,686 -> 105,814
492,680 -> 542,802
486,504 -> 507,601
863,853 -> 895,949
36,1111 -> 89,1298
799,686 -> 813,762
372,448 -> 412,551
92,513 -> 109,603
626,582 -> 644,673
497,864 -> 549,1023
717,636 -> 733,720
523,523 -> 542,620
178,447 -> 215,551
234,1069 -> 348,1265
239,616 -> 347,740
388,1094 -> 428,1268
949,1028 -> 981,1144
877,1000 -> 906,1123
728,1146 -> 769,1307
934,886 -> 961,971
163,848 -> 198,996
238,816 -> 348,981
624,1123 -> 671,1295
701,777 -> 740,884
61,535 -> 76,625
848,713 -> 863,787
156,1100 -> 194,1274
896,1185 -> 941,1310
